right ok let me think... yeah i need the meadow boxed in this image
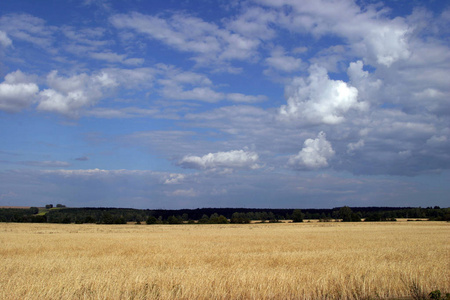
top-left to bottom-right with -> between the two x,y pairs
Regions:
0,221 -> 448,299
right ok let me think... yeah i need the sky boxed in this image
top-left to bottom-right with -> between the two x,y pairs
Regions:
0,0 -> 449,209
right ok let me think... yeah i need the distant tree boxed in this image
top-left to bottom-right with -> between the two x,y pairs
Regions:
198,214 -> 210,224
339,206 -> 361,222
45,204 -> 53,209
29,207 -> 39,214
56,204 -> 66,208
61,216 -> 71,224
146,216 -> 158,225
216,215 -> 229,224
230,212 -> 250,224
100,212 -> 114,224
259,212 -> 269,223
167,215 -> 182,224
268,212 -> 279,223
292,209 -> 305,222
84,216 -> 96,223
182,213 -> 189,222
209,213 -> 220,223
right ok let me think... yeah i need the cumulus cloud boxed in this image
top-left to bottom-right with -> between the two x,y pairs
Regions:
256,0 -> 411,67
360,20 -> 410,67
0,70 -> 39,112
37,70 -> 118,117
279,64 -> 363,124
178,149 -> 260,170
164,173 -> 185,185
289,131 -> 335,169
347,60 -> 382,103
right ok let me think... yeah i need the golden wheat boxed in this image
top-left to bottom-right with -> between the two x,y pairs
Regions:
1,221 -> 448,299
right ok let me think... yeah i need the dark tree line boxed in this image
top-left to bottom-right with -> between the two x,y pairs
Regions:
0,206 -> 448,224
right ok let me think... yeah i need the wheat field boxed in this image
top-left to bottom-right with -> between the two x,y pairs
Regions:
0,221 -> 448,299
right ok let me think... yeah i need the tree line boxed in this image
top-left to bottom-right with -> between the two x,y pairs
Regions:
0,205 -> 448,224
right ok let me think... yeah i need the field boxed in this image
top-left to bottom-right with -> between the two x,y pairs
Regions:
1,222 -> 448,299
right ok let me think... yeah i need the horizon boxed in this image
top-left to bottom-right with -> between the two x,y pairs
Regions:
1,0 -> 449,209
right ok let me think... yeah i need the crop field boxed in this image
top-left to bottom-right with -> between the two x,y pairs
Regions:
1,221 -> 448,299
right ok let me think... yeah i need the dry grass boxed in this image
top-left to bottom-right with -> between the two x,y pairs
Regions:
1,221 -> 448,299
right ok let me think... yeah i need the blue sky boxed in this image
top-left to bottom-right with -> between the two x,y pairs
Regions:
0,0 -> 449,209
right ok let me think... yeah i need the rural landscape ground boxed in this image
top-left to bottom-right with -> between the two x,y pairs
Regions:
1,221 -> 448,299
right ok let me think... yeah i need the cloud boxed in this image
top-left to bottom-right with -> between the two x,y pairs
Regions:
0,70 -> 39,113
86,107 -> 162,119
169,188 -> 197,197
289,131 -> 335,170
0,13 -> 55,49
75,156 -> 89,161
347,60 -> 382,103
265,46 -> 303,72
19,160 -> 71,167
110,12 -> 260,69
226,93 -> 267,103
256,0 -> 411,67
89,51 -> 144,65
279,64 -> 363,124
225,6 -> 277,40
0,30 -> 12,47
347,139 -> 365,154
178,149 -> 261,170
37,68 -> 156,118
37,70 -> 119,117
164,173 -> 185,185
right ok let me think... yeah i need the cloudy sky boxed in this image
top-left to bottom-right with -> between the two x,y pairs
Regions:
0,0 -> 449,209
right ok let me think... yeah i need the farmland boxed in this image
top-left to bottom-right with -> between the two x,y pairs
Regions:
1,221 -> 448,299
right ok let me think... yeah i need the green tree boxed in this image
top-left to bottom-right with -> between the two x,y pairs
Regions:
167,215 -> 182,224
339,206 -> 361,222
198,214 -> 210,224
292,209 -> 305,222
146,216 -> 157,224
216,215 -> 229,224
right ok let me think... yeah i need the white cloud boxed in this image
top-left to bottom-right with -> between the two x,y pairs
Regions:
90,52 -> 144,65
37,70 -> 120,117
347,60 -> 382,103
86,107 -> 161,119
225,6 -> 277,40
256,0 -> 411,67
178,149 -> 260,170
288,131 -> 335,169
347,139 -> 365,154
226,93 -> 267,103
360,20 -> 410,67
0,13 -> 55,49
19,160 -> 71,167
265,46 -> 303,72
0,30 -> 12,47
279,64 -> 362,124
162,86 -> 224,103
0,70 -> 39,113
110,12 -> 260,68
169,188 -> 197,197
164,173 -> 186,185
